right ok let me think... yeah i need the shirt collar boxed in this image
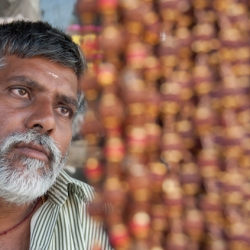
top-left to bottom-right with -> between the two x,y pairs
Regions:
47,170 -> 90,206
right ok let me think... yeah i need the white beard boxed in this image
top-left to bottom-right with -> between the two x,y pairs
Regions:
0,130 -> 68,205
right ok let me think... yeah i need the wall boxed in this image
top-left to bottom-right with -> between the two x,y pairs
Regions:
40,0 -> 77,30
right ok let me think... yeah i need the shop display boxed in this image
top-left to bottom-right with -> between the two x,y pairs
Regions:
73,0 -> 250,249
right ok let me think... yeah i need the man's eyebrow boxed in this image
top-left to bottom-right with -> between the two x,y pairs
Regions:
57,94 -> 78,111
7,75 -> 45,91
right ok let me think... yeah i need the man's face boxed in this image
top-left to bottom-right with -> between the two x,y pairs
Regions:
0,55 -> 79,204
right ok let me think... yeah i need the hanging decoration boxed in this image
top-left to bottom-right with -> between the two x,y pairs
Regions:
74,0 -> 250,249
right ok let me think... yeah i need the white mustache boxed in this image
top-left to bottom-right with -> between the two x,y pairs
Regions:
0,129 -> 63,165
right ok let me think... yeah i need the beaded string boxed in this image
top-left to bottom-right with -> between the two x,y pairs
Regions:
0,196 -> 43,236
74,0 -> 250,248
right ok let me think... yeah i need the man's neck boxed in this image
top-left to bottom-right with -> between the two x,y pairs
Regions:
0,199 -> 37,233
0,198 -> 41,250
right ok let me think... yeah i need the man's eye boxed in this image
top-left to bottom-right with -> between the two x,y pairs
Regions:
59,107 -> 72,117
11,88 -> 29,98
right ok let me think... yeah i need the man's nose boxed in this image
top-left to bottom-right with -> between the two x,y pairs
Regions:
25,99 -> 56,134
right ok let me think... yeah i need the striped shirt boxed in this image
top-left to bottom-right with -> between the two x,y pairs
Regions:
29,170 -> 112,250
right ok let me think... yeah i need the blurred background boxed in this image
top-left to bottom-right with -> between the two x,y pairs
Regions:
0,0 -> 76,29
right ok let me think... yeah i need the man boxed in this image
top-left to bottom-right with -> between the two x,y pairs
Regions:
0,20 -> 112,250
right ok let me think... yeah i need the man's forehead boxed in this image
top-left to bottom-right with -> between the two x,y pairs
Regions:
1,55 -> 79,97
4,55 -> 77,79
48,72 -> 59,79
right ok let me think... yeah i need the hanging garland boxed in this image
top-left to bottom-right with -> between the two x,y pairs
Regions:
74,0 -> 250,249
